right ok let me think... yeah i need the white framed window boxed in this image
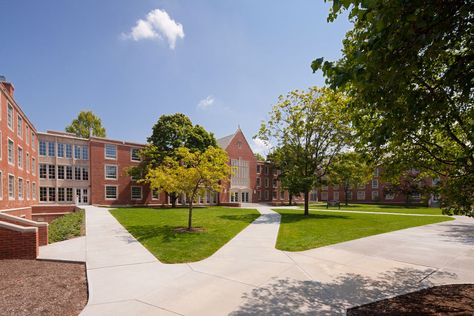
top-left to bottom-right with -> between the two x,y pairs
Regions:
256,177 -> 261,187
57,143 -> 64,157
372,179 -> 379,189
272,191 -> 277,199
26,152 -> 30,172
48,165 -> 56,179
40,187 -> 47,202
26,180 -> 30,200
8,174 -> 14,200
264,178 -> 269,188
357,191 -> 366,200
66,188 -> 73,202
152,189 -> 160,200
58,187 -> 65,202
264,190 -> 269,200
74,145 -> 81,159
26,126 -> 29,145
131,148 -> 141,161
17,115 -> 23,139
346,191 -> 353,200
82,146 -> 89,160
17,146 -> 23,169
48,187 -> 56,202
105,165 -> 118,180
39,140 -> 46,156
7,103 -> 13,130
280,191 -> 285,199
105,144 -> 117,159
57,165 -> 65,179
31,133 -> 36,151
131,186 -> 142,200
82,167 -> 89,181
272,179 -> 277,188
321,192 -> 328,201
257,190 -> 261,200
65,144 -> 72,158
39,164 -> 47,179
32,157 -> 36,175
333,191 -> 339,201
66,166 -> 73,180
371,191 -> 379,201
32,182 -> 37,200
74,166 -> 81,180
105,185 -> 118,200
384,192 -> 395,200
48,141 -> 55,157
8,139 -> 14,165
373,168 -> 379,177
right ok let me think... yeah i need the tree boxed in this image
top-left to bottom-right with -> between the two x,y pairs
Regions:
145,146 -> 230,230
383,170 -> 429,206
327,152 -> 373,206
65,111 -> 106,138
131,113 -> 217,207
254,153 -> 266,161
312,1 -> 473,215
257,87 -> 352,215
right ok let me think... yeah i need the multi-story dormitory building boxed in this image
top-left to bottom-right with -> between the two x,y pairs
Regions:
0,79 -> 436,222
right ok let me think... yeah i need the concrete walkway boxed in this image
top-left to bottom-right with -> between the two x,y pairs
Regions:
38,236 -> 86,262
70,205 -> 474,315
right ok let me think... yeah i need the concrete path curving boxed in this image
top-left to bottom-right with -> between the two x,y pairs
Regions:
64,204 -> 474,316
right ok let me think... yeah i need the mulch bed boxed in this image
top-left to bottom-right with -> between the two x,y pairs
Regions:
347,284 -> 474,315
0,259 -> 88,316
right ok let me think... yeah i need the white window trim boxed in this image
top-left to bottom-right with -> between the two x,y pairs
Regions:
26,152 -> 30,173
131,186 -> 143,200
357,191 -> 366,200
372,179 -> 379,189
7,138 -> 14,166
105,185 -> 119,200
7,103 -> 14,132
8,173 -> 15,200
32,182 -> 37,200
32,157 -> 36,175
152,189 -> 160,200
18,177 -> 24,200
130,148 -> 141,162
104,144 -> 117,160
17,145 -> 23,170
17,115 -> 23,139
104,164 -> 118,180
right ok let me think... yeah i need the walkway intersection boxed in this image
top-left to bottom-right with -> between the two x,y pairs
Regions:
39,204 -> 474,316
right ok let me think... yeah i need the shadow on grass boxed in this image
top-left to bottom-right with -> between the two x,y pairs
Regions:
230,267 -> 457,316
279,213 -> 350,224
125,225 -> 207,244
217,214 -> 261,223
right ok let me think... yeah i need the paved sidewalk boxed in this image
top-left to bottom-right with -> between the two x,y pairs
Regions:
38,236 -> 86,262
77,205 -> 473,316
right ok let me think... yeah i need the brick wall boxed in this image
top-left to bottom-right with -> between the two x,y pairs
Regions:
0,222 -> 38,259
0,213 -> 48,245
1,207 -> 32,219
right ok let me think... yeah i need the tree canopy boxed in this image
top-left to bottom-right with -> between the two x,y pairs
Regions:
257,87 -> 352,215
65,111 -> 106,138
313,0 -> 473,215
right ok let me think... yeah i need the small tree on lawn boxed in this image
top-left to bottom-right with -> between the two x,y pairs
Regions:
327,152 -> 373,206
257,87 -> 352,216
145,146 -> 230,230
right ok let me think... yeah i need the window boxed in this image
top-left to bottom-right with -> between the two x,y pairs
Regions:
264,178 -> 269,188
65,144 -> 72,158
0,132 -> 2,160
74,167 -> 81,180
48,187 -> 56,202
18,178 -> 23,200
58,188 -> 65,202
26,152 -> 29,172
334,191 -> 340,201
32,182 -> 37,200
57,143 -> 64,157
17,116 -> 23,138
26,180 -> 30,200
105,165 -> 118,179
372,191 -> 379,201
48,165 -> 56,179
272,191 -> 277,199
48,142 -> 55,157
74,145 -> 81,159
8,139 -> 14,165
57,165 -> 65,179
321,192 -> 328,201
385,192 -> 395,200
32,157 -> 36,175
280,191 -> 285,199
357,191 -> 366,200
264,190 -> 269,200
131,148 -> 140,161
346,191 -> 353,200
372,179 -> 379,189
26,126 -> 29,145
152,189 -> 160,200
39,164 -> 47,179
8,175 -> 14,199
40,187 -> 47,202
105,144 -> 117,159
131,186 -> 142,200
66,188 -> 73,202
272,179 -> 277,188
264,166 -> 269,175
257,190 -> 262,200
256,177 -> 261,187
31,133 -> 36,151
82,146 -> 89,160
7,103 -> 13,130
66,166 -> 73,180
105,186 -> 118,199
17,147 -> 23,169
39,140 -> 46,156
82,167 -> 89,181
257,165 -> 261,173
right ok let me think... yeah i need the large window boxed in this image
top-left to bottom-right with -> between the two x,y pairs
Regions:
66,188 -> 73,202
39,164 -> 47,179
105,186 -> 118,200
74,145 -> 81,159
17,116 -> 23,138
131,148 -> 140,161
105,165 -> 118,180
8,175 -> 14,199
26,180 -> 30,200
7,103 -> 13,130
48,142 -> 55,157
371,191 -> 379,201
105,144 -> 117,159
75,167 -> 81,180
18,178 -> 23,200
57,165 -> 65,179
40,187 -> 47,202
26,152 -> 29,172
26,126 -> 29,145
48,187 -> 56,202
17,147 -> 23,169
66,166 -> 73,180
131,186 -> 142,200
57,143 -> 64,157
357,191 -> 366,200
256,177 -> 261,187
372,179 -> 379,189
32,157 -> 36,175
39,140 -> 46,156
82,167 -> 89,181
65,144 -> 72,158
82,146 -> 89,160
58,188 -> 65,202
31,133 -> 36,151
32,182 -> 37,200
48,165 -> 56,179
8,139 -> 14,165
334,191 -> 339,201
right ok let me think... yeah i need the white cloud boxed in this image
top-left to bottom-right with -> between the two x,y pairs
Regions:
123,8 -> 184,49
197,95 -> 215,110
252,138 -> 272,155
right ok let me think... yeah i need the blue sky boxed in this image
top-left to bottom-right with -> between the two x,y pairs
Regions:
0,1 -> 350,154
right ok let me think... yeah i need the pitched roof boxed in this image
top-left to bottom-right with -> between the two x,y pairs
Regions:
216,132 -> 236,149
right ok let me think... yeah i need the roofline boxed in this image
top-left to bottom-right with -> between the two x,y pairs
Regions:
89,136 -> 147,147
0,82 -> 38,132
37,131 -> 89,141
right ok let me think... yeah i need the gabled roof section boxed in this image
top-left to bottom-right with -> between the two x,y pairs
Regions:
217,131 -> 237,150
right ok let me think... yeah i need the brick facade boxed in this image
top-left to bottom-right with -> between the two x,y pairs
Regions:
0,223 -> 38,259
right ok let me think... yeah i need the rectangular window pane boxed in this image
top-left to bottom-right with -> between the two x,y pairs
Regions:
131,186 -> 142,199
39,140 -> 46,156
32,158 -> 36,175
82,146 -> 89,160
82,167 -> 89,181
105,165 -> 117,179
66,188 -> 73,202
48,187 -> 56,202
18,178 -> 23,199
48,165 -> 56,179
105,144 -> 117,159
17,147 -> 23,168
48,142 -> 55,157
40,164 -> 47,179
7,104 -> 13,129
66,166 -> 72,180
75,167 -> 81,180
74,145 -> 81,159
32,183 -> 37,200
57,165 -> 65,179
66,144 -> 72,158
8,140 -> 14,164
8,175 -> 14,199
58,188 -> 65,202
105,186 -> 117,199
152,189 -> 159,200
40,187 -> 47,202
17,116 -> 23,138
131,148 -> 140,161
57,143 -> 64,157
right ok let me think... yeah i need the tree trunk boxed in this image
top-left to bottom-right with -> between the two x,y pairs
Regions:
169,192 -> 178,208
188,201 -> 193,230
304,190 -> 309,216
345,189 -> 349,206
289,192 -> 293,206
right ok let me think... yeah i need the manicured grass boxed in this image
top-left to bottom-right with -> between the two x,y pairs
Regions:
48,210 -> 85,243
110,207 -> 260,263
305,202 -> 444,215
275,208 -> 453,251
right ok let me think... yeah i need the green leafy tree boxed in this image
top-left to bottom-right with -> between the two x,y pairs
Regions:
312,1 -> 473,215
327,152 -> 373,206
145,146 -> 230,230
65,111 -> 106,138
383,170 -> 429,206
257,87 -> 352,215
254,153 -> 265,161
131,113 -> 217,207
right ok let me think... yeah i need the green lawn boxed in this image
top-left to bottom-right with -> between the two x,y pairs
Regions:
306,202 -> 443,215
275,208 -> 453,251
48,210 -> 85,243
110,207 -> 260,263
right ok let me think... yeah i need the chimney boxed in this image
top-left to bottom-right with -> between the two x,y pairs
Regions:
0,76 -> 14,97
